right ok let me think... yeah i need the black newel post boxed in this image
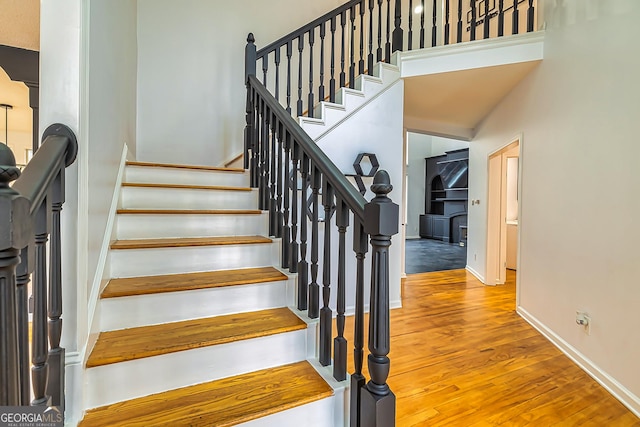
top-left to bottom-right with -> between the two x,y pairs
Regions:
245,34 -> 256,173
392,0 -> 403,52
360,170 -> 398,427
0,145 -> 31,406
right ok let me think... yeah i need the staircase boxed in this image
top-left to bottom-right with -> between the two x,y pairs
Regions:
79,162 -> 338,426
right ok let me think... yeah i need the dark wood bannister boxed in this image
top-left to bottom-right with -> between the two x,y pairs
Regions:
250,0 -> 536,119
0,125 -> 77,409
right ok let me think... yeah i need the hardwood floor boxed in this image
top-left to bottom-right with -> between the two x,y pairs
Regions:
345,269 -> 640,426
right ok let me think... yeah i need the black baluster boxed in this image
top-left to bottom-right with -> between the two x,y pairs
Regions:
308,165 -> 321,319
32,201 -> 51,406
498,0 -> 505,37
471,0 -> 477,41
319,22 -> 326,103
286,40 -> 293,114
262,54 -> 268,86
420,0 -> 425,48
0,153 -> 28,406
16,248 -> 31,405
350,221 -> 368,427
47,172 -> 65,408
512,0 -> 519,35
368,0 -> 375,74
319,179 -> 334,367
282,131 -> 291,269
432,0 -> 438,46
392,0 -> 403,52
333,199 -> 349,381
251,90 -> 260,188
359,1 -> 366,75
350,6 -> 356,88
274,47 -> 281,102
444,0 -> 451,45
484,0 -> 490,39
360,171 -> 399,426
377,0 -> 383,62
330,17 -> 337,102
408,0 -> 413,50
385,0 -> 392,61
245,34 -> 256,171
260,102 -> 270,211
276,122 -> 284,238
269,112 -> 277,237
290,143 -> 299,273
297,34 -> 304,116
457,0 -> 463,43
340,12 -> 347,89
527,0 -> 535,32
308,29 -> 315,118
297,153 -> 310,311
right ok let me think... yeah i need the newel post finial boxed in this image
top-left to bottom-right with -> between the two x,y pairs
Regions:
361,169 -> 398,426
0,144 -> 21,192
245,33 -> 257,82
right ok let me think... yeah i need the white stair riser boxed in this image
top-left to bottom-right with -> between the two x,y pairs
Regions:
116,213 -> 268,239
125,166 -> 249,187
237,396 -> 336,427
110,243 -> 277,278
84,330 -> 308,409
99,280 -> 291,331
120,187 -> 258,210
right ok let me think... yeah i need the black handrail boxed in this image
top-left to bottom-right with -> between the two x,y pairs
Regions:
249,75 -> 366,219
256,0 -> 362,59
0,124 -> 77,410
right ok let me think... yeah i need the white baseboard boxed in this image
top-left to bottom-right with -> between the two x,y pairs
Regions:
517,307 -> 640,418
465,265 -> 485,283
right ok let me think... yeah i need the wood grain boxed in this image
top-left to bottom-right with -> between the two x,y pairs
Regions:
116,209 -> 262,215
79,361 -> 332,427
86,308 -> 305,368
126,161 -> 244,173
122,182 -> 252,191
102,267 -> 288,298
343,269 -> 640,426
110,235 -> 272,250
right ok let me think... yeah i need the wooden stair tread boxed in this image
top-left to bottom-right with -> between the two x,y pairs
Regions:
110,235 -> 272,250
102,267 -> 288,298
86,308 -> 306,368
122,182 -> 252,191
79,361 -> 332,427
117,208 -> 262,215
126,160 -> 244,173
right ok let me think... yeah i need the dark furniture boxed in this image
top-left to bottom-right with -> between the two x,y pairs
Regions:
419,148 -> 468,243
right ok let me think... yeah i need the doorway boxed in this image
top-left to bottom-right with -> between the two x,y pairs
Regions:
485,137 -> 520,286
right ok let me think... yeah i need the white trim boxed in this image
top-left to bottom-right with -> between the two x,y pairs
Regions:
517,307 -> 640,418
465,265 -> 485,283
86,144 -> 127,334
399,31 -> 545,78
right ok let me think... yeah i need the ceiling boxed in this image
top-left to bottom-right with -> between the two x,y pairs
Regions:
403,61 -> 541,138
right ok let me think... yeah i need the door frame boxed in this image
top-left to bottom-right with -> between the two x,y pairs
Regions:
485,135 -> 521,287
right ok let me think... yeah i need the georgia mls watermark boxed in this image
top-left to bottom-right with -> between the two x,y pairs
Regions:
0,406 -> 63,427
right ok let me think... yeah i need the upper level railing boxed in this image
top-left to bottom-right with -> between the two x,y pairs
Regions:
251,0 -> 537,118
0,124 -> 77,411
245,70 -> 400,425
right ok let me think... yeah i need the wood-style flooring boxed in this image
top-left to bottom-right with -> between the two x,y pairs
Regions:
345,269 -> 640,426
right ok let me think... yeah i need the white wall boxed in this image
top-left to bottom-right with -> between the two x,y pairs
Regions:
136,0 -> 346,167
466,0 -> 640,411
314,80 -> 405,310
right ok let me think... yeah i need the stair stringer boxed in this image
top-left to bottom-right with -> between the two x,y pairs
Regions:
299,61 -> 401,141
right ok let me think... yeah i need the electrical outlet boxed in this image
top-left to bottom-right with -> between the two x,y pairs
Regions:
576,311 -> 591,335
